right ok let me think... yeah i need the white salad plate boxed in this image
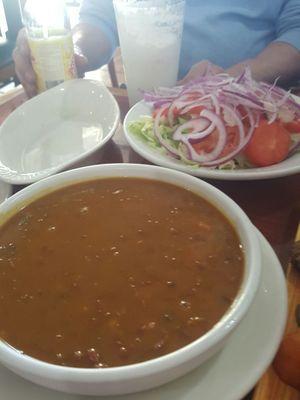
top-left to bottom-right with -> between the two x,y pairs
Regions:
124,101 -> 300,180
0,79 -> 120,185
0,230 -> 287,400
0,180 -> 11,204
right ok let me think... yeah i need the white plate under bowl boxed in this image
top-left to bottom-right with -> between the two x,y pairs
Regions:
0,79 -> 120,185
124,101 -> 300,180
0,180 -> 11,204
0,230 -> 287,400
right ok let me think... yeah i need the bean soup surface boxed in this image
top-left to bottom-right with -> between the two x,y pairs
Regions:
0,178 -> 244,368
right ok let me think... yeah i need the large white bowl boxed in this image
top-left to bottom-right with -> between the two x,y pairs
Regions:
0,79 -> 120,185
0,164 -> 261,396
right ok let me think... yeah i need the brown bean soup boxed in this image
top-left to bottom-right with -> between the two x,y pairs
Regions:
0,178 -> 244,368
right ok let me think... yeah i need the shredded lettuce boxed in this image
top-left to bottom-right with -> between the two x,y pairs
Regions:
128,117 -> 160,150
291,133 -> 300,154
129,117 -> 179,154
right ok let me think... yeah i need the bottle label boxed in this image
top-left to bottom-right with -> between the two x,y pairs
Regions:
29,34 -> 77,93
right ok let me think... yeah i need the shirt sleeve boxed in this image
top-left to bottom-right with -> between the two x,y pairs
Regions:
275,0 -> 300,51
79,0 -> 119,63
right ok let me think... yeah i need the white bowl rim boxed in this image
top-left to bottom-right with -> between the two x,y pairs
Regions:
0,163 -> 261,382
0,80 -> 121,185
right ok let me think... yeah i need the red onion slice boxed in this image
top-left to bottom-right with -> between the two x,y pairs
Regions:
173,118 -> 212,141
182,110 -> 227,163
221,104 -> 245,140
166,93 -> 205,126
199,105 -> 256,166
201,129 -> 255,167
153,106 -> 180,159
222,89 -> 264,109
179,93 -> 221,116
183,105 -> 254,167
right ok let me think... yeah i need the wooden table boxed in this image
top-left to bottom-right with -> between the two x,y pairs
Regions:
0,86 -> 300,399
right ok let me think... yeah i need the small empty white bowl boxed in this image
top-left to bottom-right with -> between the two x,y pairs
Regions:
0,180 -> 11,203
0,79 -> 120,185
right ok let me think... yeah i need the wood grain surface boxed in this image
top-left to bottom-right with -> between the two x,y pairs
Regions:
253,225 -> 300,400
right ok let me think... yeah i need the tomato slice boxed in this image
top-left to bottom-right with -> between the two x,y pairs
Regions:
222,126 -> 240,157
236,105 -> 251,128
283,119 -> 300,133
191,129 -> 218,154
152,107 -> 168,119
192,126 -> 240,158
244,118 -> 291,167
185,91 -> 203,101
181,105 -> 205,118
152,106 -> 180,120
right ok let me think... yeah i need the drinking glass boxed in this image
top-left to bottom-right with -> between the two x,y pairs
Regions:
113,0 -> 185,106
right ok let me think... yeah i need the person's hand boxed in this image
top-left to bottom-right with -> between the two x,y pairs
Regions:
178,60 -> 223,85
13,28 -> 37,98
13,28 -> 89,98
73,45 -> 89,78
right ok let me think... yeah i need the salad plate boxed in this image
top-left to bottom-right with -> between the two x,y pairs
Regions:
124,70 -> 300,180
0,230 -> 287,400
124,100 -> 300,180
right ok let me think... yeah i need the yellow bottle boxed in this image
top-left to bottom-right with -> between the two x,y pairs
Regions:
21,0 -> 77,93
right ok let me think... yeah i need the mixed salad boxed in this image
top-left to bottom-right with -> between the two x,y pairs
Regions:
129,69 -> 300,169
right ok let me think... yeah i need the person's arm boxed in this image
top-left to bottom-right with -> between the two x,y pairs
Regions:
228,0 -> 300,85
181,0 -> 300,86
227,43 -> 300,86
77,0 -> 118,70
180,42 -> 300,86
72,23 -> 114,72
